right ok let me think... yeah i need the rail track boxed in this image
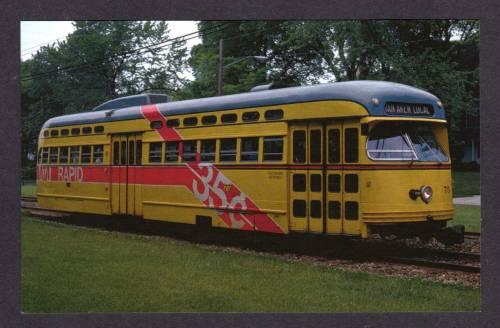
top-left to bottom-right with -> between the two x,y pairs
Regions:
21,199 -> 480,274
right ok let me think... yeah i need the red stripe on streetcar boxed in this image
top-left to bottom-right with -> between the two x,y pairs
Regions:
140,104 -> 284,234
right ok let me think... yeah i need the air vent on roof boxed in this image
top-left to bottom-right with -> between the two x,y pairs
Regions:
250,82 -> 299,92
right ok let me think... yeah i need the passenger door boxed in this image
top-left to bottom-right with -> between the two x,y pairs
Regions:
111,134 -> 143,216
289,122 -> 324,234
289,120 -> 361,236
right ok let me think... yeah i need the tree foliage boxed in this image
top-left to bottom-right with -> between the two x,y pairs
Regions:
21,20 -> 479,169
21,21 -> 187,165
183,20 -> 479,163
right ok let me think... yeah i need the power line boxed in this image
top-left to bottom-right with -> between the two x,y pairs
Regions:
21,24 -> 225,81
21,35 -> 70,55
21,23 -> 231,82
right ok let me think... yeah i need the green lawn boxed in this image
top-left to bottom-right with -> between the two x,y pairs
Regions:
452,171 -> 480,197
21,181 -> 36,198
452,205 -> 481,233
22,215 -> 479,313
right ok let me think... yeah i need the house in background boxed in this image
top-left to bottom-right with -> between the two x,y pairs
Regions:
461,107 -> 480,164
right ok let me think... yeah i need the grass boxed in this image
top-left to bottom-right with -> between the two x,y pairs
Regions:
452,205 -> 481,233
452,171 -> 480,197
22,215 -> 479,313
21,181 -> 36,198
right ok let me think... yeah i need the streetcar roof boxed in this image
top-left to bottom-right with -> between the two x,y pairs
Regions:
42,80 -> 445,128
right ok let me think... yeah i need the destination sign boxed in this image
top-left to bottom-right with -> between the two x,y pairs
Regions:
384,102 -> 434,116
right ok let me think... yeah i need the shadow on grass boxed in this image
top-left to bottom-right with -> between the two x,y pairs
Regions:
24,211 -> 474,264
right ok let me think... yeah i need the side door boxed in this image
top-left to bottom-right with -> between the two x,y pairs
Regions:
126,135 -> 143,216
111,134 -> 143,216
289,122 -> 325,233
111,135 -> 127,215
325,121 -> 343,234
325,120 -> 361,236
341,120 -> 361,235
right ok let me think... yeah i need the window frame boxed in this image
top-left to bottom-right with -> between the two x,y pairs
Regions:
81,145 -> 92,164
165,141 -> 180,163
59,146 -> 69,164
93,145 -> 104,164
70,146 -> 80,164
263,136 -> 284,162
149,142 -> 163,164
182,140 -> 198,162
219,138 -> 237,162
200,139 -> 216,162
240,137 -> 259,162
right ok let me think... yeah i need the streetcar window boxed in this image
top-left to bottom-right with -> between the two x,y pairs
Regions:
328,174 -> 341,193
345,201 -> 359,220
310,174 -> 321,192
150,121 -> 163,129
83,127 -> 92,134
328,201 -> 341,219
59,147 -> 69,164
293,174 -> 306,192
136,141 -> 142,165
242,111 -> 260,122
121,141 -> 127,165
93,145 -> 104,164
293,200 -> 306,218
71,128 -> 80,135
220,138 -> 236,162
81,145 -> 92,163
241,137 -> 259,161
113,142 -> 119,165
263,136 -> 283,161
328,129 -> 340,163
41,148 -> 49,164
202,115 -> 217,125
265,109 -> 283,120
165,142 -> 179,162
166,119 -> 180,128
50,130 -> 59,137
182,141 -> 197,162
37,148 -> 42,164
293,130 -> 306,163
310,129 -> 321,163
129,141 -> 135,165
70,146 -> 80,164
61,129 -> 69,136
149,142 -> 162,163
345,128 -> 358,163
94,126 -> 104,133
221,113 -> 237,123
200,139 -> 216,162
367,122 -> 448,162
183,117 -> 198,126
49,147 -> 58,164
310,200 -> 322,218
345,174 -> 358,193
43,130 -> 49,137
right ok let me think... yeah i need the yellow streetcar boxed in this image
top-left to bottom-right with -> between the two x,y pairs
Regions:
36,81 -> 454,239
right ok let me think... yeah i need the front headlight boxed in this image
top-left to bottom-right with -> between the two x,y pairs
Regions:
420,185 -> 433,203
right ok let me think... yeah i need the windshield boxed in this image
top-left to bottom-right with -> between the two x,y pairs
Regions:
367,122 -> 448,162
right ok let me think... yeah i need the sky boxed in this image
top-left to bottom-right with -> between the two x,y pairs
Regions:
20,21 -> 201,61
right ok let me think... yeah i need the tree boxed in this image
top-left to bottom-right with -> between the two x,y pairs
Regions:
21,21 -> 188,168
183,20 -> 479,165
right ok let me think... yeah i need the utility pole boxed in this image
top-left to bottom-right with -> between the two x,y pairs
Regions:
217,38 -> 224,96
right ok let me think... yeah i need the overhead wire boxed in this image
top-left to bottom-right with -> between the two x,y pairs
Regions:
21,22 -> 232,82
